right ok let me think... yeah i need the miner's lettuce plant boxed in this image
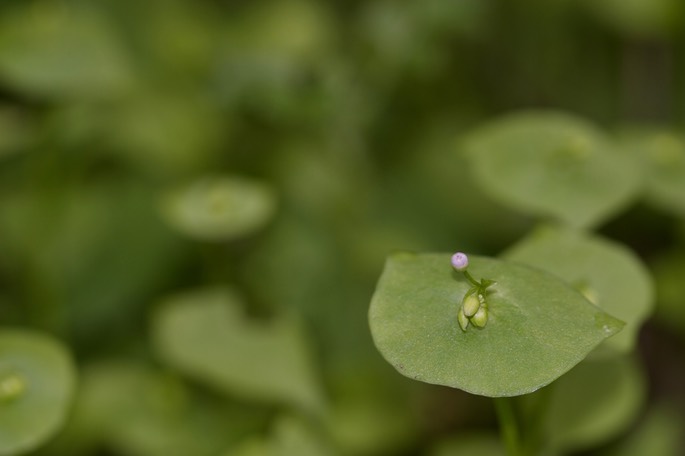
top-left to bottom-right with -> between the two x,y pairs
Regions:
2,1 -> 685,455
369,111 -> 661,455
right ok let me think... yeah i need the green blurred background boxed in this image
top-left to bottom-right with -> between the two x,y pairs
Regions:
1,0 -> 685,455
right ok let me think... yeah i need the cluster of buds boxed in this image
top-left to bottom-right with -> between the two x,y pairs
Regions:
451,252 -> 495,331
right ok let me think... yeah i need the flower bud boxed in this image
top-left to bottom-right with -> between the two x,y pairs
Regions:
457,306 -> 469,331
471,304 -> 488,328
462,294 -> 481,318
451,252 -> 469,271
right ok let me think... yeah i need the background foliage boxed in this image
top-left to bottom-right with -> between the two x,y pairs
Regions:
0,0 -> 685,454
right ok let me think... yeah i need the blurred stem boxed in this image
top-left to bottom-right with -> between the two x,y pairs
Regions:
521,384 -> 554,455
494,397 -> 522,456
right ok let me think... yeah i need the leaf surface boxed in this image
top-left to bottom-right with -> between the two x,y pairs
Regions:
152,288 -> 323,413
464,111 -> 640,228
369,253 -> 624,396
503,225 -> 653,355
0,330 -> 76,455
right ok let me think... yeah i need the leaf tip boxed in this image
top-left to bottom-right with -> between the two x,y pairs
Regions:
595,312 -> 626,339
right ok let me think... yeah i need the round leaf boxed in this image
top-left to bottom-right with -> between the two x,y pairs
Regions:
618,127 -> 685,217
230,415 -> 333,456
503,225 -> 653,355
161,176 -> 277,241
533,356 -> 646,453
0,4 -> 133,98
0,329 -> 76,455
368,254 -> 624,397
152,288 -> 324,413
60,361 -> 262,456
464,111 -> 640,229
603,404 -> 684,456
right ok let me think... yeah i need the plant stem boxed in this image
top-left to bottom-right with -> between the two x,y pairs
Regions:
462,269 -> 481,288
521,384 -> 554,455
494,397 -> 522,456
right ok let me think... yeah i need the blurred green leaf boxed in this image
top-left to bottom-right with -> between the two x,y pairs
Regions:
0,105 -> 35,159
582,0 -> 684,38
0,329 -> 75,455
619,127 -> 685,217
358,0 -> 488,77
464,111 -> 640,229
503,225 -> 653,355
326,398 -> 417,456
49,360 -> 260,456
604,403 -> 684,456
230,415 -> 333,456
525,355 -> 645,453
369,253 -> 624,397
152,287 -> 325,413
222,0 -> 333,61
161,176 -> 277,242
378,118 -> 531,252
105,92 -> 226,175
0,179 -> 185,343
428,433 -> 505,456
0,2 -> 134,98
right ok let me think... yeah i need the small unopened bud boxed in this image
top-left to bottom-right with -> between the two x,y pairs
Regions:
462,294 -> 481,318
457,306 -> 470,331
451,252 -> 469,271
471,304 -> 488,328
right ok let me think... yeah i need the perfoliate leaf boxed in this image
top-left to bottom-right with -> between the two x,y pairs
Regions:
503,225 -> 653,355
0,329 -> 76,455
464,111 -> 640,229
369,253 -> 624,397
161,176 -> 276,242
152,288 -> 324,413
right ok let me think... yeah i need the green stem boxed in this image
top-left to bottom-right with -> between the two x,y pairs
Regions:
494,397 -> 522,456
462,270 -> 481,288
522,384 -> 554,455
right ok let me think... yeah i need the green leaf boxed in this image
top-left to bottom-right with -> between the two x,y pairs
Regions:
604,404 -> 684,456
325,398 -> 418,455
464,111 -> 640,229
0,3 -> 134,98
0,329 -> 76,455
68,361 -> 263,456
222,0 -> 333,61
618,127 -> 685,217
503,225 -> 653,355
0,180 -> 186,344
105,92 -> 226,175
152,288 -> 324,413
529,356 -> 646,453
0,106 -> 35,159
581,0 -> 683,38
429,433 -> 505,456
161,176 -> 277,242
368,253 -> 624,397
230,415 -> 333,456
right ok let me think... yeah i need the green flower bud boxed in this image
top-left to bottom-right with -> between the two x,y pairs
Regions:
462,294 -> 481,318
457,306 -> 469,331
471,304 -> 488,328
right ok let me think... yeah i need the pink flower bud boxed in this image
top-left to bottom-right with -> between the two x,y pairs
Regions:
451,252 -> 469,271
